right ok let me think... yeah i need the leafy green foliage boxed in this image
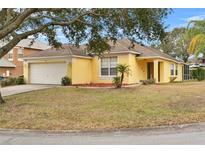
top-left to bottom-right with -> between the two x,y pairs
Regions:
15,76 -> 25,85
190,68 -> 205,81
1,77 -> 16,87
0,76 -> 25,87
0,8 -> 170,58
114,64 -> 131,88
187,20 -> 205,59
153,27 -> 190,62
61,76 -> 71,86
112,76 -> 121,88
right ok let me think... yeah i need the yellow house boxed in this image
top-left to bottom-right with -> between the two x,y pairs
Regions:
23,39 -> 184,85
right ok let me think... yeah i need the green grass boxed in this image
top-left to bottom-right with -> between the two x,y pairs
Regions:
1,81 -> 205,130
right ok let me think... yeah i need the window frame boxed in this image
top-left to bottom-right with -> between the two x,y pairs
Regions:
175,64 -> 178,76
170,63 -> 174,76
8,50 -> 13,61
18,47 -> 24,61
100,56 -> 118,77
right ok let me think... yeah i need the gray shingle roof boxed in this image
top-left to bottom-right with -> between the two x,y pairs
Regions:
24,45 -> 89,58
23,38 -> 180,63
16,39 -> 50,50
0,58 -> 16,68
0,38 -> 50,50
114,39 -> 180,62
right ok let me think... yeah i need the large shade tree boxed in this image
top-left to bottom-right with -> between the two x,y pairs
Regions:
0,8 -> 170,104
153,27 -> 190,62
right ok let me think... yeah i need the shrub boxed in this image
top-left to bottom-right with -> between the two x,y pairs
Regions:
112,76 -> 121,88
15,76 -> 25,85
196,68 -> 205,81
190,68 -> 205,81
141,79 -> 155,85
1,77 -> 16,87
61,76 -> 71,86
0,80 -> 7,87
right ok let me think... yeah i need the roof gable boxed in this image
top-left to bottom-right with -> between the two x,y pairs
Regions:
0,58 -> 16,68
23,38 -> 181,63
0,39 -> 50,51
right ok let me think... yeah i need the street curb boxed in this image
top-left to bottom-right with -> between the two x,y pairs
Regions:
0,121 -> 205,134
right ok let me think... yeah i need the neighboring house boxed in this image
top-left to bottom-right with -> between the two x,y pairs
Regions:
1,39 -> 50,77
23,39 -> 184,85
0,58 -> 16,77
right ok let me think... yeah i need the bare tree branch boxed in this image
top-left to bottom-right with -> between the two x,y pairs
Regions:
0,8 -> 7,21
0,8 -> 97,40
0,10 -> 95,57
0,9 -> 39,40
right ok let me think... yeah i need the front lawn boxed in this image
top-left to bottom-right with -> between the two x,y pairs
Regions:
1,81 -> 205,130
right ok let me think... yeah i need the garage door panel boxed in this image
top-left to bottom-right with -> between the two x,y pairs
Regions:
30,63 -> 67,84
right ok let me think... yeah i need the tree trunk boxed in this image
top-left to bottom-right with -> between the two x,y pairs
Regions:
0,91 -> 5,104
120,73 -> 124,88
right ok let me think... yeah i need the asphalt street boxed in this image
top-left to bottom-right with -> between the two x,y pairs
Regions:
1,123 -> 205,144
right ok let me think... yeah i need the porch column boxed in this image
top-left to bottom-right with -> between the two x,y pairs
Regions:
153,60 -> 159,83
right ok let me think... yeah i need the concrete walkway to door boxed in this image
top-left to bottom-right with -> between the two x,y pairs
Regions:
1,84 -> 56,97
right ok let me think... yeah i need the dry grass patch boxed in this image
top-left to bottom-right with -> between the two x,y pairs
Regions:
1,81 -> 205,130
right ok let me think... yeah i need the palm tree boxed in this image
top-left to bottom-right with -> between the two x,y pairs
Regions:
188,20 -> 205,58
116,64 -> 131,88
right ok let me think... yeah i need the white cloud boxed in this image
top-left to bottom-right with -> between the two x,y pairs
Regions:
181,13 -> 205,22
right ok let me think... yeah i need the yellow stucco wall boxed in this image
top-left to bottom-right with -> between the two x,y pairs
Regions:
23,54 -> 184,85
136,58 -> 183,83
175,64 -> 183,82
71,58 -> 92,84
23,62 -> 29,83
91,54 -> 137,84
91,54 -> 125,83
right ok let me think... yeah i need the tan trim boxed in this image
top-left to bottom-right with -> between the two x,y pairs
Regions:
23,56 -> 70,60
136,56 -> 182,64
23,55 -> 91,60
104,51 -> 141,55
28,61 -> 67,64
71,55 -> 92,59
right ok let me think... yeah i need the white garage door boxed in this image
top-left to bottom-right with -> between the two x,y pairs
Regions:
30,63 -> 67,84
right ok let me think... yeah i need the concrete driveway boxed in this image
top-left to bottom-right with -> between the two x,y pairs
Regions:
1,84 -> 56,97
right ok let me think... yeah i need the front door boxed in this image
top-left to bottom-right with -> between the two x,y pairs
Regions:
147,62 -> 154,79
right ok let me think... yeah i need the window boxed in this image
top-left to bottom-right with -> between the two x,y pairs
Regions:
101,57 -> 117,76
8,50 -> 13,60
18,47 -> 24,59
6,70 -> 10,77
170,64 -> 174,75
175,64 -> 178,75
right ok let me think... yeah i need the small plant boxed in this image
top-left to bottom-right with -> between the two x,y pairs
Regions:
141,79 -> 156,85
112,76 -> 121,88
15,76 -> 25,85
61,76 -> 71,86
114,64 -> 131,88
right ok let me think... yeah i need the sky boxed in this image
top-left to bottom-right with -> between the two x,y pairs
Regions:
40,8 -> 205,43
165,8 -> 205,31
